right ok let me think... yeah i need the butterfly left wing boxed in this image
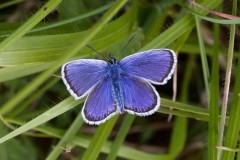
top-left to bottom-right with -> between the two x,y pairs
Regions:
120,75 -> 160,116
62,59 -> 108,100
119,49 -> 177,85
82,78 -> 118,125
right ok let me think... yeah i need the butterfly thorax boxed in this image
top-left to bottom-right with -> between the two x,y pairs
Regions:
107,61 -> 125,114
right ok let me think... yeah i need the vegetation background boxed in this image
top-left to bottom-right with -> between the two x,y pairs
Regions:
0,0 -> 239,159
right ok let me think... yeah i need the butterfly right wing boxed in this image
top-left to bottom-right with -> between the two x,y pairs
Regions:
61,59 -> 108,100
119,49 -> 177,85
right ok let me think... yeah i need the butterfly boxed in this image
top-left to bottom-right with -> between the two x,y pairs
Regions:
61,49 -> 177,125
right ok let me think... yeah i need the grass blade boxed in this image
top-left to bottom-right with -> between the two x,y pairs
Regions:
46,113 -> 84,160
208,14 -> 220,160
106,114 -> 135,160
0,97 -> 82,144
218,0 -> 237,159
0,0 -> 62,51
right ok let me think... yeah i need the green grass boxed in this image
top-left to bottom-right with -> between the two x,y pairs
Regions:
1,0 -> 240,159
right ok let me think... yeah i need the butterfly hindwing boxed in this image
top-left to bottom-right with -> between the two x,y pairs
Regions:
120,75 -> 160,116
62,59 -> 108,99
82,78 -> 118,125
119,49 -> 177,85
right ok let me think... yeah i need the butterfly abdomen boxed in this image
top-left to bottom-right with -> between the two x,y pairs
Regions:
108,63 -> 125,114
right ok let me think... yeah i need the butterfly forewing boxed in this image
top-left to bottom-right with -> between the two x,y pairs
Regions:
119,49 -> 177,85
62,59 -> 108,99
82,78 -> 118,125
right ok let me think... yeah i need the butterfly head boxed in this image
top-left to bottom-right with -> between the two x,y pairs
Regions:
108,54 -> 117,64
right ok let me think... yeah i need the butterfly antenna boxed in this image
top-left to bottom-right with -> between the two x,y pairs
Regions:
117,35 -> 136,58
86,45 -> 108,61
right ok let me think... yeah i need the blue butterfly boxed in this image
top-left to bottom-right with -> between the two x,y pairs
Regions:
62,49 -> 177,125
